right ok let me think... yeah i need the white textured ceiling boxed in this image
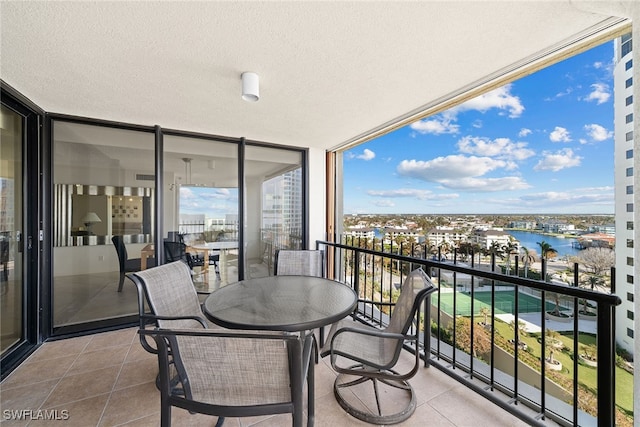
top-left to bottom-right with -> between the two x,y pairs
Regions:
0,1 -> 633,151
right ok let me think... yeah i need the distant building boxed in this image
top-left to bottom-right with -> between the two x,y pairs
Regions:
576,232 -> 615,249
589,224 -> 615,235
509,220 -> 536,229
540,221 -> 575,233
471,229 -> 513,250
382,227 -> 423,243
345,227 -> 375,240
426,227 -> 466,246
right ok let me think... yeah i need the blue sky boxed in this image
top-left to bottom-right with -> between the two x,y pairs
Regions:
344,40 -> 615,215
180,186 -> 238,218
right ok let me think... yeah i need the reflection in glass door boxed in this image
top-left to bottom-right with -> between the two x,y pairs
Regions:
164,135 -> 240,292
244,145 -> 303,277
0,105 -> 24,356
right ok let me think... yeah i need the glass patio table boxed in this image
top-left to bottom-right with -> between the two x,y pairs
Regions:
202,275 -> 357,426
202,275 -> 357,333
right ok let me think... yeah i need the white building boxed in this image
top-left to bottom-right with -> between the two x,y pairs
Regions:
471,229 -> 513,250
613,32 -> 637,359
426,227 -> 466,247
345,227 -> 376,240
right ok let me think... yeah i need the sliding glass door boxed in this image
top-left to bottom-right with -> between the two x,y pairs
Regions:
51,120 -> 156,333
0,93 -> 40,376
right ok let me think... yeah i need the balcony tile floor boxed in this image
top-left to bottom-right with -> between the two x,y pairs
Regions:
1,327 -> 530,426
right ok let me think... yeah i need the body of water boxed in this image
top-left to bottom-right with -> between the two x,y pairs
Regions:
507,230 -> 580,258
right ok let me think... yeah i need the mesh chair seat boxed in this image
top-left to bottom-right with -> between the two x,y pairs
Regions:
274,250 -> 324,277
144,328 -> 314,427
321,268 -> 437,425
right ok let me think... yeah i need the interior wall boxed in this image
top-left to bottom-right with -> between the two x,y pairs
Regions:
308,147 -> 326,248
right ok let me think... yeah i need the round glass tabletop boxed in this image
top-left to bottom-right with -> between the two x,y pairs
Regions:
203,275 -> 357,331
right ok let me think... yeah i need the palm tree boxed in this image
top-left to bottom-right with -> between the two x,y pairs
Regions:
519,246 -> 536,278
578,274 -> 603,315
537,240 -> 557,261
479,306 -> 491,326
488,241 -> 504,265
501,240 -> 519,274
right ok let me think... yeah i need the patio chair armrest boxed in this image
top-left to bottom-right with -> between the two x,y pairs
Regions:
140,313 -> 208,328
332,325 -> 408,343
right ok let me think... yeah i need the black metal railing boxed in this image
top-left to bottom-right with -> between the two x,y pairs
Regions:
316,237 -> 623,427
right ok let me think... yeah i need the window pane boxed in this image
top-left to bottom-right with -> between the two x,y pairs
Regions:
163,135 -> 239,291
244,145 -> 303,277
52,121 -> 155,329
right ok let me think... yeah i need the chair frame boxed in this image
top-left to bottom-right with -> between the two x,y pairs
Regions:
140,328 -> 315,427
274,249 -> 324,277
274,249 -> 326,362
321,268 -> 437,425
127,261 -> 209,354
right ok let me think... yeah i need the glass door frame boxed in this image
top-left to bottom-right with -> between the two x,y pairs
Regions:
0,85 -> 43,379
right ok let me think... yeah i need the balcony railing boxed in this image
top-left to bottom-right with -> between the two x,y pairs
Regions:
317,237 -> 623,427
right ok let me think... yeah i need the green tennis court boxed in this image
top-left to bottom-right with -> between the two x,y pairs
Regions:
433,291 -> 556,317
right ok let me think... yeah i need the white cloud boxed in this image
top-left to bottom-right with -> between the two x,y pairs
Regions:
584,123 -> 612,142
356,148 -> 376,160
367,188 -> 459,200
593,61 -> 604,69
518,128 -> 532,137
456,136 -> 535,161
397,155 -> 508,181
371,199 -> 395,207
545,87 -> 573,101
396,155 -> 529,192
549,126 -> 572,143
534,148 -> 582,171
452,85 -> 524,118
518,190 -> 613,206
410,117 -> 459,135
410,85 -> 524,136
436,176 -> 530,192
584,83 -> 610,104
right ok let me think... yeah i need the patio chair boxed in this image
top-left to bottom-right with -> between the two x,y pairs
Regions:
128,260 -> 216,341
140,328 -> 314,427
320,268 -> 437,425
128,261 -> 223,422
112,235 -> 155,292
274,249 -> 325,361
274,249 -> 324,277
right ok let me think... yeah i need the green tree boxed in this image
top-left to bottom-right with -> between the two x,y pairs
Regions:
502,240 -> 519,274
537,240 -> 557,261
519,246 -> 536,278
479,306 -> 491,326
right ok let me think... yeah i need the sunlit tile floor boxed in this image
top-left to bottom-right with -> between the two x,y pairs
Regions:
1,327 -> 532,426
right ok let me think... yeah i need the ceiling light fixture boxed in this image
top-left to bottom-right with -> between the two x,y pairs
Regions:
241,72 -> 259,102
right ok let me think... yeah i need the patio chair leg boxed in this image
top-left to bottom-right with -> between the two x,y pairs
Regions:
214,417 -> 225,427
118,273 -> 125,292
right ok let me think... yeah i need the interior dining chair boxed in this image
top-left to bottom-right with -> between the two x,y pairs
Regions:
112,235 -> 155,292
163,241 -> 206,278
320,268 -> 437,425
140,328 -> 315,427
